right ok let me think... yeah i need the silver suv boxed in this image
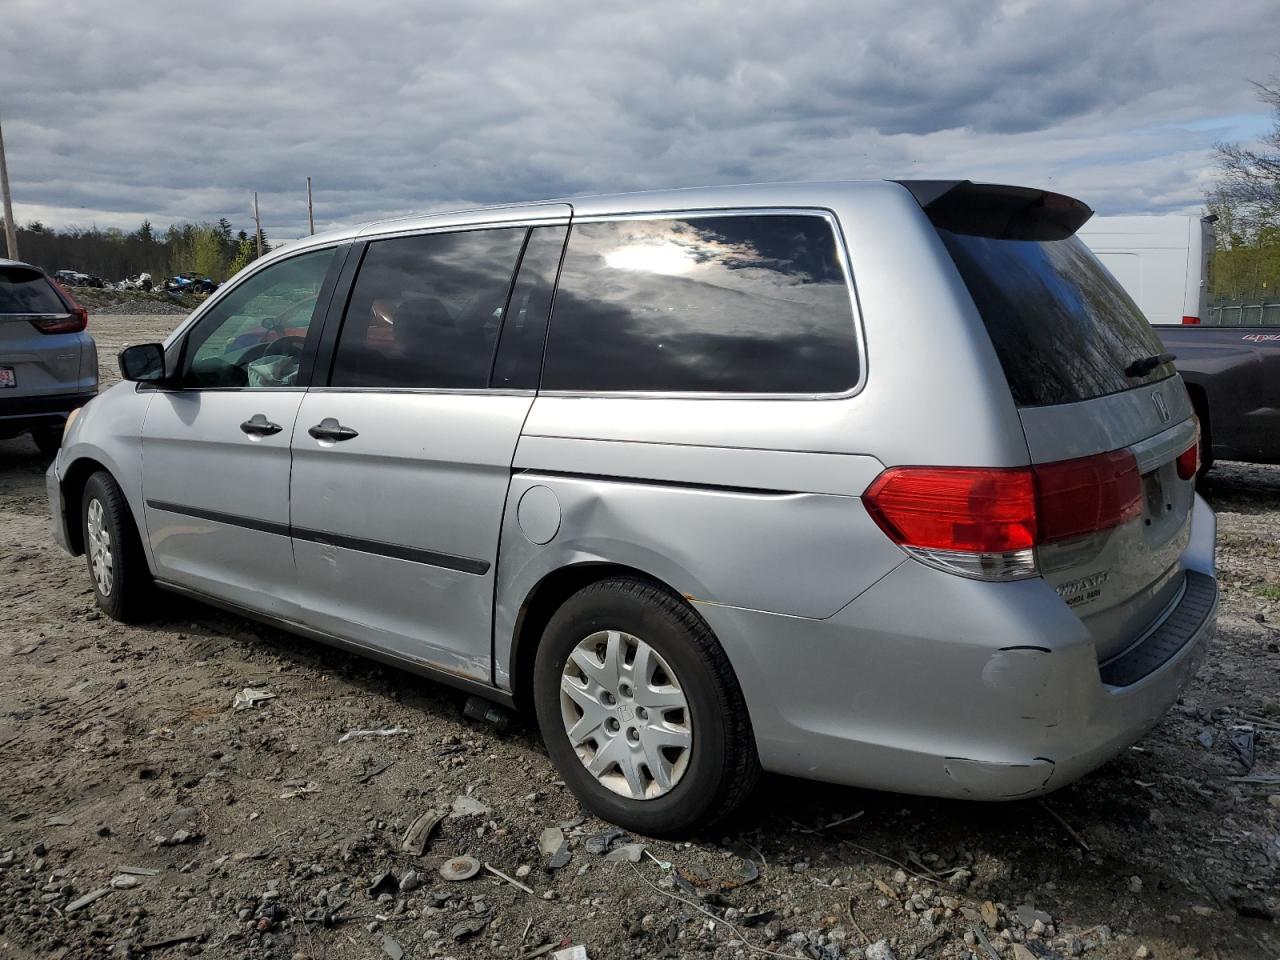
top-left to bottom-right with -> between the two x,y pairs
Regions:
47,181 -> 1217,835
1,258 -> 98,454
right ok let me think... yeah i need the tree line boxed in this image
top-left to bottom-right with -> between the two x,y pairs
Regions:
0,218 -> 271,283
1206,75 -> 1280,304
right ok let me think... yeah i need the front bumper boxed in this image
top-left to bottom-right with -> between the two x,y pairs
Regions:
696,494 -> 1217,800
47,457 -> 72,554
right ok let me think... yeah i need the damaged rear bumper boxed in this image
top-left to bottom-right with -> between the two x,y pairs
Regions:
694,495 -> 1217,800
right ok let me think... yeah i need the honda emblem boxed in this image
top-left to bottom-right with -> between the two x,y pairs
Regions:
1152,390 -> 1170,423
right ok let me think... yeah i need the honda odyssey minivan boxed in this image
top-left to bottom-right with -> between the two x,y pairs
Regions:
47,180 -> 1217,835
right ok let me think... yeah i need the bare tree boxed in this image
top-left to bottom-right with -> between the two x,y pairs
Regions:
1212,77 -> 1280,238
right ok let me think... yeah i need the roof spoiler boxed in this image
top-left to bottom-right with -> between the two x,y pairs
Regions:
896,180 -> 1093,241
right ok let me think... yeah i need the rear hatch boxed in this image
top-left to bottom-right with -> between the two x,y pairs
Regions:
910,182 -> 1199,662
0,263 -> 85,398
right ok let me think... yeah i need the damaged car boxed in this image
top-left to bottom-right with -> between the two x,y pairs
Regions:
47,180 -> 1217,835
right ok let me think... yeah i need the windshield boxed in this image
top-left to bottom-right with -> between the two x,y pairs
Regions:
939,230 -> 1176,407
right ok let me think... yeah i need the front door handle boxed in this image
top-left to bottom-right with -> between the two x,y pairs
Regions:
240,414 -> 283,437
308,417 -> 359,442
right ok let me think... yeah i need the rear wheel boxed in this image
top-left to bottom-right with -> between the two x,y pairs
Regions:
532,576 -> 759,837
81,471 -> 154,623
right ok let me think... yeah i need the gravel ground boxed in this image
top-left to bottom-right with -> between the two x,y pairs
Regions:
1,315 -> 1277,960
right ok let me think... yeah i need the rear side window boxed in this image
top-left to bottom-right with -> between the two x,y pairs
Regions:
542,214 -> 859,393
330,227 -> 526,390
0,267 -> 65,313
939,231 -> 1176,407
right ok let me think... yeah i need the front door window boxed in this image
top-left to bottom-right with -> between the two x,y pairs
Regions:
182,248 -> 335,389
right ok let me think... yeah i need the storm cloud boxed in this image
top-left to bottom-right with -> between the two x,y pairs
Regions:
3,0 -> 1276,237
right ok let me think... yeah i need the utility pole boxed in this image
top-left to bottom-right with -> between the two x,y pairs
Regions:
306,177 -> 314,236
0,115 -> 18,260
253,191 -> 262,259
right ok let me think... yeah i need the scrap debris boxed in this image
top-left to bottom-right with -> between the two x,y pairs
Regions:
539,826 -> 571,870
338,726 -> 408,744
485,861 -> 535,895
440,855 -> 482,881
400,809 -> 444,856
231,687 -> 275,711
278,781 -> 319,799
1230,728 -> 1257,770
450,794 -> 491,818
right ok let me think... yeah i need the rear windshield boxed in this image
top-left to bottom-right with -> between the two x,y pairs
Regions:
938,230 -> 1176,407
0,266 -> 66,314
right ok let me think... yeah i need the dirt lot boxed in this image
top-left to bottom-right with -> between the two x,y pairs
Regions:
1,314 -> 1278,960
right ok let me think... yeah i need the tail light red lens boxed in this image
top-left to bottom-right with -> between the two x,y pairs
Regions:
29,305 -> 89,334
863,467 -> 1036,552
1181,315 -> 1200,325
1034,449 -> 1142,543
1176,420 -> 1201,480
33,281 -> 90,334
864,449 -> 1143,576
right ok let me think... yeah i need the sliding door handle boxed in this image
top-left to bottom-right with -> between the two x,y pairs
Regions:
308,417 -> 359,442
240,414 -> 283,437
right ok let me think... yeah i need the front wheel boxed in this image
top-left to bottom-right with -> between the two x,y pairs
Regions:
81,471 -> 154,623
532,577 -> 760,837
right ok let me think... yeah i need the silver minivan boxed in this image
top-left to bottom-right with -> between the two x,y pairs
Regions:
1,258 -> 98,454
47,181 -> 1217,835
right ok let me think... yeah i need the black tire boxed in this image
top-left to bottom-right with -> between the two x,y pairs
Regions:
30,425 -> 63,457
532,576 -> 760,837
81,471 -> 154,623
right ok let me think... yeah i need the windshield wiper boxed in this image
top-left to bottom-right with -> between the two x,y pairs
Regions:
1125,352 -> 1175,378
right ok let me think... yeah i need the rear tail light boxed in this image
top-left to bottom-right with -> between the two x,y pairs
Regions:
1176,419 -> 1201,481
1034,449 -> 1142,542
864,449 -> 1142,581
33,281 -> 90,334
29,305 -> 89,334
1181,315 -> 1200,325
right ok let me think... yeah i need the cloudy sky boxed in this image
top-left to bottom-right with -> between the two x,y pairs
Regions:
3,0 -> 1276,240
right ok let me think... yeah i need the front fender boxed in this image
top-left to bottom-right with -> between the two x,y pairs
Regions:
56,383 -> 154,569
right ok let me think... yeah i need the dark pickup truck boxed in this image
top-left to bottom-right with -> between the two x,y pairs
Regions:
1156,325 -> 1280,474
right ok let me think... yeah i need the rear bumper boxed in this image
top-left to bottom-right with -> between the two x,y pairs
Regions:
696,494 -> 1217,800
0,390 -> 97,432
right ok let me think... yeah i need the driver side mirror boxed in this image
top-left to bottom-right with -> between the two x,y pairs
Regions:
118,342 -> 171,384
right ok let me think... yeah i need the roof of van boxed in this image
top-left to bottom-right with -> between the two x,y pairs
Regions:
359,179 -> 911,233
260,178 -> 1089,265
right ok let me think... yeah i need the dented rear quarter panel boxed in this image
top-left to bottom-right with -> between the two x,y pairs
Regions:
491,456 -> 906,693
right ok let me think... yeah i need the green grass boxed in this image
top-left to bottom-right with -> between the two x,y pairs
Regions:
1258,585 -> 1280,601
